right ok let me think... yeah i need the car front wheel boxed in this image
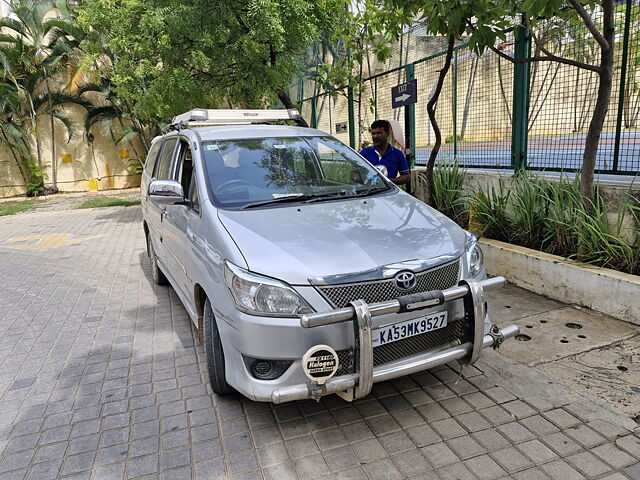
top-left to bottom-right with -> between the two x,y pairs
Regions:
148,237 -> 167,285
204,298 -> 234,395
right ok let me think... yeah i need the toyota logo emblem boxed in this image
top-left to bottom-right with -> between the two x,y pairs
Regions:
393,271 -> 417,292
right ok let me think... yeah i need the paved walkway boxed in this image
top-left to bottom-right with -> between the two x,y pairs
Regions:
0,206 -> 638,480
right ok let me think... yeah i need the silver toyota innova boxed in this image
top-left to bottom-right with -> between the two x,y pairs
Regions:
140,108 -> 518,403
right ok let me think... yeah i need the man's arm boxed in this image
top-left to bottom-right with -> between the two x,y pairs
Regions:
391,170 -> 410,185
391,149 -> 410,185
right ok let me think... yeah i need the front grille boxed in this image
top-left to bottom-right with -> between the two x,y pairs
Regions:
335,318 -> 466,375
336,349 -> 355,376
316,260 -> 460,309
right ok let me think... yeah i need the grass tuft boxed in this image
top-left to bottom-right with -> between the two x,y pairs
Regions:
77,197 -> 140,209
0,200 -> 42,216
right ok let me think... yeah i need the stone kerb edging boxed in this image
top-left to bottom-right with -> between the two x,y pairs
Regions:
480,238 -> 640,326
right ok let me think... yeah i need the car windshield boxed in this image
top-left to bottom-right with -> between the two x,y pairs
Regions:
201,136 -> 391,208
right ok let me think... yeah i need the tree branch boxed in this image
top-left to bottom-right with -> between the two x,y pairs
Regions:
489,46 -> 601,73
568,0 -> 609,50
524,14 -> 564,60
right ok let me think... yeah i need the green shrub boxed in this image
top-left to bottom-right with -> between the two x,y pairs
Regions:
431,160 -> 468,226
470,176 -> 511,241
22,160 -> 47,197
472,173 -> 640,276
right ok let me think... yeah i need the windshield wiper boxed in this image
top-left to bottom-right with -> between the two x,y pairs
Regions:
243,187 -> 390,209
352,186 -> 390,198
242,194 -> 316,209
304,187 -> 390,203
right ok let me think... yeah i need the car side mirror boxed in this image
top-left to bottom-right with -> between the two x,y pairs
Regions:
374,165 -> 388,177
148,180 -> 184,205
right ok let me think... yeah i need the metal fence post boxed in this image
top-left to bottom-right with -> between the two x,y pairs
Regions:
348,86 -> 356,149
511,24 -> 531,172
311,96 -> 318,129
453,49 -> 458,160
374,78 -> 378,119
613,0 -> 633,173
405,64 -> 416,166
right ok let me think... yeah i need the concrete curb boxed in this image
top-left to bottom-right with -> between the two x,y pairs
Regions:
0,187 -> 141,203
480,238 -> 640,326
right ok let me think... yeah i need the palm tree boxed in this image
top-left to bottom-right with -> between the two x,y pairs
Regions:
78,78 -> 156,167
0,81 -> 35,187
0,0 -> 87,192
0,38 -> 48,194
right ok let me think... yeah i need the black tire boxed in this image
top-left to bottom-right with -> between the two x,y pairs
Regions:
148,237 -> 168,285
204,298 -> 234,395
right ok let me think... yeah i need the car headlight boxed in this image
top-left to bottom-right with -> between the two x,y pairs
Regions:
466,233 -> 484,277
224,262 -> 314,317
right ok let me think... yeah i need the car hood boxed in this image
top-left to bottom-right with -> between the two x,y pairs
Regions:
217,191 -> 467,285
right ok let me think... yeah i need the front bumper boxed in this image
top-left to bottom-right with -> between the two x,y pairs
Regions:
271,276 -> 519,403
272,324 -> 519,403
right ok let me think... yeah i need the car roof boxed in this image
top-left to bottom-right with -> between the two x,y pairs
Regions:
179,125 -> 330,142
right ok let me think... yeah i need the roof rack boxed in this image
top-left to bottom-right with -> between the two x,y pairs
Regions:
163,108 -> 304,133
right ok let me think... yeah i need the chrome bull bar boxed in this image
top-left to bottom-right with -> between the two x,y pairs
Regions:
272,277 -> 519,404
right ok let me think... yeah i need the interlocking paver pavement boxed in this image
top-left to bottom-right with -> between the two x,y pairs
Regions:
0,205 -> 639,480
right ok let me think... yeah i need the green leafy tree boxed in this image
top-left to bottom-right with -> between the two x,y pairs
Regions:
380,0 -> 507,205
381,0 -> 615,204
77,0 -> 345,125
312,2 -> 407,145
485,0 -> 616,203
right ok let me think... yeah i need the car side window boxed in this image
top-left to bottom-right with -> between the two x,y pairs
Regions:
177,139 -> 200,214
177,140 -> 194,193
144,141 -> 162,176
153,138 -> 178,180
189,175 -> 200,215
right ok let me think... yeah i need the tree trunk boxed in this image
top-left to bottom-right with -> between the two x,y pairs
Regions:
277,90 -> 309,127
580,0 -> 614,203
1,131 -> 30,186
425,36 -> 456,206
27,93 -> 43,172
46,77 -> 58,193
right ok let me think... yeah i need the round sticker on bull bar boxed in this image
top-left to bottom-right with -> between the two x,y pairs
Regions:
302,345 -> 339,385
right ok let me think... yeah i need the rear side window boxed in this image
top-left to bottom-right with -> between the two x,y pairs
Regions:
144,141 -> 162,175
153,138 -> 178,180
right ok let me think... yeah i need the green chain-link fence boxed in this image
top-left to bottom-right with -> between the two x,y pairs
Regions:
297,1 -> 640,175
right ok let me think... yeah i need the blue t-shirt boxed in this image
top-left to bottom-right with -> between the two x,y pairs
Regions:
359,145 -> 409,179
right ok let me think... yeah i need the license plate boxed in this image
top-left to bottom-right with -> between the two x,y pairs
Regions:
372,311 -> 448,346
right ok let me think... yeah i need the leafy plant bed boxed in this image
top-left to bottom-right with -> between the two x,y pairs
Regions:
414,166 -> 640,276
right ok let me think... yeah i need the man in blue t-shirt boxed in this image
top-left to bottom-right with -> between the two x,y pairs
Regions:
359,120 -> 410,185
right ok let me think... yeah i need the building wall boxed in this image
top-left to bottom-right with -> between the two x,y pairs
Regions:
0,104 -> 143,198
